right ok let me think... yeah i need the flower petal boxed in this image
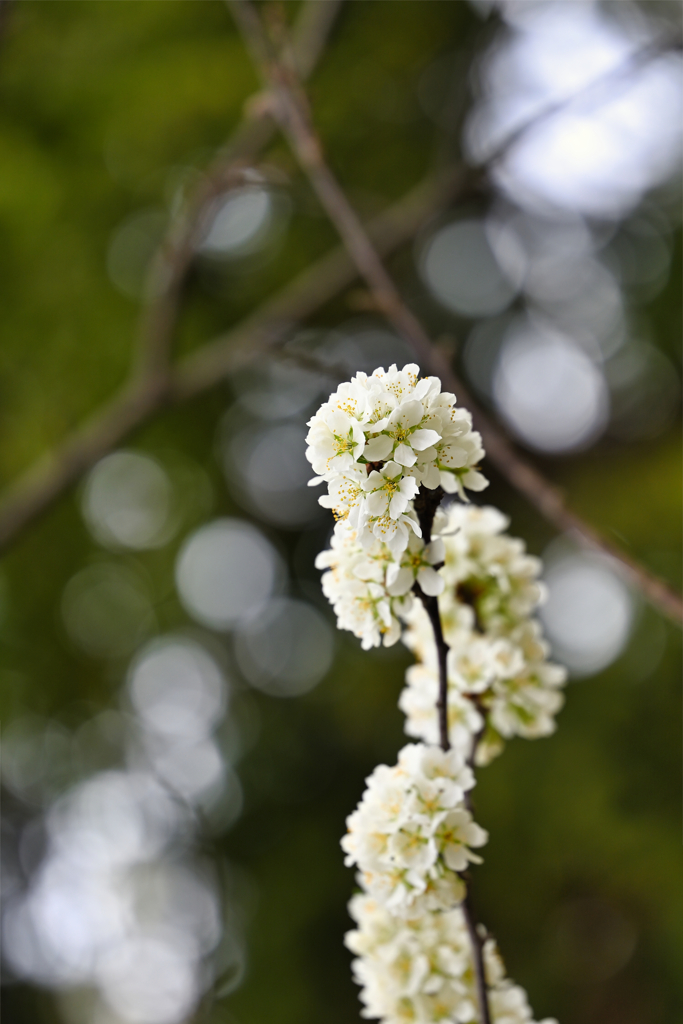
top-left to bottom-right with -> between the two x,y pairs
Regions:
417,565 -> 445,596
389,492 -> 408,519
367,491 -> 389,516
387,567 -> 414,597
462,469 -> 489,491
382,617 -> 402,647
395,399 -> 424,429
426,538 -> 445,564
382,460 -> 402,479
394,443 -> 417,467
410,428 -> 441,450
363,433 -> 394,461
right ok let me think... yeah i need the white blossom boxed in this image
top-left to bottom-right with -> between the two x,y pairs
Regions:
346,894 -> 559,1024
316,521 -> 445,649
315,521 -> 411,649
307,364 -> 488,553
305,405 -> 367,477
386,534 -> 446,599
341,744 -> 487,917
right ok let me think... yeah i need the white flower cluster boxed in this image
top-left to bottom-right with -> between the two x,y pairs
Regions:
306,364 -> 487,555
400,505 -> 567,765
315,521 -> 444,650
346,894 -> 559,1024
341,744 -> 487,918
311,368 -> 563,1024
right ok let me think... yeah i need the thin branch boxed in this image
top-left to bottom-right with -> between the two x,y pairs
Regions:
286,0 -> 344,80
461,888 -> 492,1024
1,0 -> 681,633
419,593 -> 450,754
134,164 -> 256,385
0,167 -> 463,551
228,0 -> 683,628
132,0 -> 345,384
413,485 -> 450,753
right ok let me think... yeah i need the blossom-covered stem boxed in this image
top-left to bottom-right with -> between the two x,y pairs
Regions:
422,591 -> 493,1024
413,484 -> 450,751
416,478 -> 492,1024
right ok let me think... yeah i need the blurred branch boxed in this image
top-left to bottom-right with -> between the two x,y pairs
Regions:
228,0 -> 683,628
173,166 -> 467,400
0,166 -> 463,551
0,0 -> 681,630
0,0 -> 345,550
133,0 -> 345,383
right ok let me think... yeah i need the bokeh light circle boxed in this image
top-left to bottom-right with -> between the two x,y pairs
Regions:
419,219 -> 519,318
540,551 -> 634,676
82,451 -> 175,551
61,563 -> 155,659
175,518 -> 282,630
493,325 -> 609,452
234,597 -> 334,697
199,186 -> 274,257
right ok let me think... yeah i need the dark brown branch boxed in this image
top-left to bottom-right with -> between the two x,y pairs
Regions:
229,0 -> 683,628
418,592 -> 450,755
412,485 -> 444,545
413,486 -> 451,752
461,887 -> 492,1024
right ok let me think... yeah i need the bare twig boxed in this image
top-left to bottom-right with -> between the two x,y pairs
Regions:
228,0 -> 683,628
133,0 -> 345,384
413,486 -> 451,752
420,597 -> 450,753
419,587 -> 494,1024
0,167 -> 463,550
134,164 -> 256,385
0,0 -> 345,550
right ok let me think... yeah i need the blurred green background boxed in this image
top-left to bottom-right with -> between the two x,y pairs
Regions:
0,3 -> 680,1024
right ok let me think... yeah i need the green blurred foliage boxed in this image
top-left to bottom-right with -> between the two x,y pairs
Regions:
0,3 -> 680,1024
